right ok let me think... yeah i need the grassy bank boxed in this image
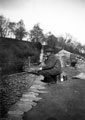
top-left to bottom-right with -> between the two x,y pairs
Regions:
0,37 -> 41,76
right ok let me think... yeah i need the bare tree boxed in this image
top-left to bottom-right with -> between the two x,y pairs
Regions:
14,20 -> 28,40
8,22 -> 16,38
0,15 -> 9,37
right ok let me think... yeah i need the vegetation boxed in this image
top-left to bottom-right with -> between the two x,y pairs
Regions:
45,33 -> 85,57
0,37 -> 41,76
0,15 -> 9,37
29,23 -> 45,43
11,20 -> 28,40
0,15 -> 28,40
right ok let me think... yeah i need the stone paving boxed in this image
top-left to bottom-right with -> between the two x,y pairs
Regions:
7,75 -> 48,120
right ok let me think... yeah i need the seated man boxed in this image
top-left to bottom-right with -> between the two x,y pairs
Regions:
37,48 -> 62,83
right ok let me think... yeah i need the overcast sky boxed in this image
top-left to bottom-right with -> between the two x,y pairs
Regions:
0,0 -> 85,44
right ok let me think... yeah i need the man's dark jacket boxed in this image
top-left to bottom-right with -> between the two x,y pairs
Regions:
42,53 -> 61,75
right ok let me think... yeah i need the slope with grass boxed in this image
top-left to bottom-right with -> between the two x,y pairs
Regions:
0,37 -> 41,76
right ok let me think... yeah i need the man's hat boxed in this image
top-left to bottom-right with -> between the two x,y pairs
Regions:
46,48 -> 54,52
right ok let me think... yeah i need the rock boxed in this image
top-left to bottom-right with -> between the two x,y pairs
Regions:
8,116 -> 22,120
34,80 -> 47,85
30,85 -> 46,90
22,92 -> 39,97
18,104 -> 32,112
35,75 -> 44,81
72,72 -> 85,80
18,101 -> 37,107
20,96 -> 42,102
28,88 -> 48,93
32,102 -> 37,106
31,96 -> 42,102
35,91 -> 48,93
28,92 -> 39,96
22,94 -> 36,98
8,109 -> 24,115
20,98 -> 33,102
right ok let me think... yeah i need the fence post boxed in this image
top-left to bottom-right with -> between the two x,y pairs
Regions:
28,56 -> 30,67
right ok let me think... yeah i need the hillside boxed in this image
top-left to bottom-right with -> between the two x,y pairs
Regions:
0,37 -> 41,76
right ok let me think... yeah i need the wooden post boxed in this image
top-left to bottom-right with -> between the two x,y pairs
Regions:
28,56 -> 30,67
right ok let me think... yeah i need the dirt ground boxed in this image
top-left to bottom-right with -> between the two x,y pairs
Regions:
23,67 -> 85,120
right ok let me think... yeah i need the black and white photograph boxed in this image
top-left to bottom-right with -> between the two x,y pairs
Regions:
0,0 -> 85,120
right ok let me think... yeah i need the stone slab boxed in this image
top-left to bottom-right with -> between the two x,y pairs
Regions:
30,85 -> 46,90
22,92 -> 39,97
20,98 -> 34,102
22,94 -> 36,98
8,109 -> 24,115
8,115 -> 22,120
34,80 -> 47,85
18,104 -> 32,112
29,89 -> 48,93
20,96 -> 42,102
18,101 -> 37,107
